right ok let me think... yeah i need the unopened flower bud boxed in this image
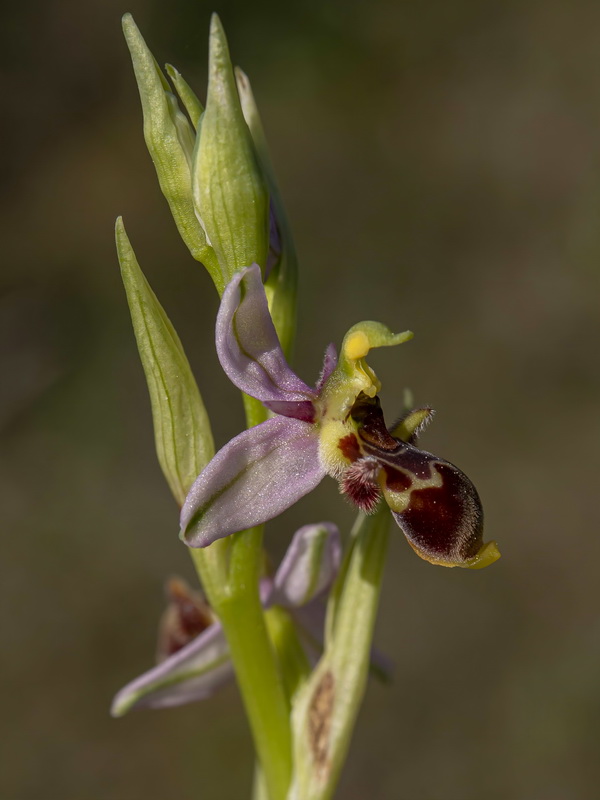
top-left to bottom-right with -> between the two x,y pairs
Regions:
236,66 -> 298,356
193,15 -> 269,285
122,14 -> 221,286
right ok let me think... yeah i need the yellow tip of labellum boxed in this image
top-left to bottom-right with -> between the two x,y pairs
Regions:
463,540 -> 501,570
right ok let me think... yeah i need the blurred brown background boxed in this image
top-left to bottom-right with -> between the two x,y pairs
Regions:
2,0 -> 600,798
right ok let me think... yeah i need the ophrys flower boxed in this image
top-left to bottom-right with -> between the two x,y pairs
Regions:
111,522 -> 341,715
180,265 -> 499,569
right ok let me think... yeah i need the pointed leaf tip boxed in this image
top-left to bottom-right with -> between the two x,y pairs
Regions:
115,216 -> 129,254
121,13 -> 144,50
121,12 -> 134,31
208,13 -> 229,71
210,12 -> 224,36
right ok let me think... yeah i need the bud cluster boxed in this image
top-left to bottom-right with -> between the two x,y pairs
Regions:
122,13 -> 297,349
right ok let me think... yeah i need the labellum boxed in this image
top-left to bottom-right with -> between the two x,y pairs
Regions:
339,394 -> 497,569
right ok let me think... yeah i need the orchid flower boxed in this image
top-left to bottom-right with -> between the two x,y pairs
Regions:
111,522 -> 341,716
180,264 -> 499,569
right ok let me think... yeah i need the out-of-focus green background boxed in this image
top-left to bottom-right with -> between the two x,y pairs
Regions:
3,0 -> 600,797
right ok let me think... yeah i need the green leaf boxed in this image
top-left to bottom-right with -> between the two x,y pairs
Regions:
116,217 -> 214,506
193,14 -> 269,284
122,14 -> 222,289
289,508 -> 390,800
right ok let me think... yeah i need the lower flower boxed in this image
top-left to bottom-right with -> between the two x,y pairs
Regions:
111,522 -> 341,716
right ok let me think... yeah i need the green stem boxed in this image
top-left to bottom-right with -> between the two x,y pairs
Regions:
190,524 -> 292,800
190,392 -> 292,800
218,549 -> 291,800
189,540 -> 229,606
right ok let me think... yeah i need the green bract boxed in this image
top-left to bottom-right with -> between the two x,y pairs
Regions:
236,66 -> 298,358
290,508 -> 390,800
165,63 -> 204,129
193,15 -> 269,287
116,218 -> 214,506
